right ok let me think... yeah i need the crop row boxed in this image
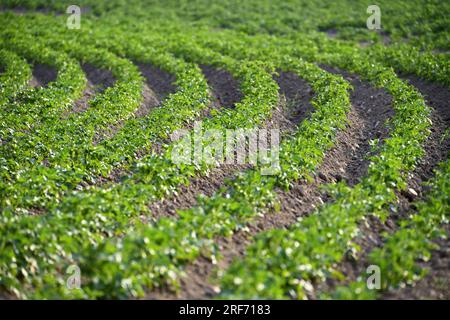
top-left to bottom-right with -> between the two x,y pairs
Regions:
0,49 -> 31,107
0,26 -> 352,297
0,6 -> 448,299
0,15 -> 281,298
0,13 -> 279,213
21,56 -> 351,299
4,1 -> 448,50
0,14 -> 208,212
218,39 -> 433,298
329,159 -> 449,299
163,26 -> 444,299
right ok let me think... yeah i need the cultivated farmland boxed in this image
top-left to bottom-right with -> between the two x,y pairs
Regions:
0,0 -> 449,300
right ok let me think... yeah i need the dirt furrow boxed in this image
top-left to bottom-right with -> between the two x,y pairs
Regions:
316,75 -> 450,299
79,65 -> 240,188
147,66 -> 249,218
200,65 -> 243,111
28,63 -> 57,88
63,63 -> 116,116
134,63 -> 177,118
93,63 -> 175,143
379,77 -> 450,300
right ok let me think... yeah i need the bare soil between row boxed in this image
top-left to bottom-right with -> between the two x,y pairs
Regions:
316,75 -> 450,299
145,67 -> 395,299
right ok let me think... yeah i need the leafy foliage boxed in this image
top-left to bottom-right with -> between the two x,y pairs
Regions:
0,0 -> 448,300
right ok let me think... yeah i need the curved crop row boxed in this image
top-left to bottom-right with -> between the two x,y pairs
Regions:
0,42 -> 142,211
0,3 -> 448,301
329,159 -> 449,299
0,14 -> 280,214
0,48 -> 32,107
23,58 -> 350,299
218,41 -> 432,299
0,40 -> 85,195
0,20 -> 281,298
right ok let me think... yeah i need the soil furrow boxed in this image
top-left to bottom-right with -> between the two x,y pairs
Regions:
147,66 -> 249,218
379,77 -> 450,300
144,69 -> 393,299
200,65 -> 243,112
28,63 -> 57,88
93,63 -> 175,143
137,63 -> 177,101
64,63 -> 115,115
132,62 -> 178,119
78,65 -> 235,188
316,75 -> 450,299
146,71 -> 314,220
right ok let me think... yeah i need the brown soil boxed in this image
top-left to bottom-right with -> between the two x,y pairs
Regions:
147,164 -> 251,219
316,75 -> 450,299
378,77 -> 450,300
147,66 -> 247,218
319,66 -> 394,186
200,65 -> 243,111
28,63 -> 57,88
93,63 -> 175,144
137,63 -> 177,101
65,63 -> 115,115
81,63 -> 115,92
135,84 -> 159,118
145,68 -> 393,299
70,82 -> 97,114
132,63 -> 178,119
79,65 -> 241,189
272,71 -> 315,134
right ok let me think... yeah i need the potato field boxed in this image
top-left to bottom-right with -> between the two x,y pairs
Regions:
0,0 -> 449,300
